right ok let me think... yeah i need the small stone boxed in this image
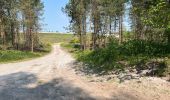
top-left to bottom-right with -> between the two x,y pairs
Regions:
124,75 -> 133,80
89,80 -> 95,82
137,80 -> 142,83
106,77 -> 112,81
140,70 -> 150,76
131,69 -> 137,73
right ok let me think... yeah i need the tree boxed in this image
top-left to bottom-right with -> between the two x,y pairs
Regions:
65,0 -> 170,51
0,0 -> 44,51
64,0 -> 90,50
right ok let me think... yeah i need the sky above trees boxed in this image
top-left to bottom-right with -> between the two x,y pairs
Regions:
42,0 -> 69,32
41,0 -> 131,33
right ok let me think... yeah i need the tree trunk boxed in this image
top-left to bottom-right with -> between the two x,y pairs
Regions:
11,22 -> 15,47
119,16 -> 123,44
109,16 -> 112,36
30,28 -> 34,52
92,0 -> 98,50
16,27 -> 20,50
78,19 -> 83,50
83,15 -> 87,50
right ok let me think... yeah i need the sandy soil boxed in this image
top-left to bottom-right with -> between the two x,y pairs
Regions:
0,44 -> 169,100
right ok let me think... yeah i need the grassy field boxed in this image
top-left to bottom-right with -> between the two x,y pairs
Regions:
39,33 -> 73,44
0,50 -> 47,63
0,33 -> 73,63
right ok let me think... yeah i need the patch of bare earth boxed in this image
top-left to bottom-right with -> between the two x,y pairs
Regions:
0,44 -> 169,100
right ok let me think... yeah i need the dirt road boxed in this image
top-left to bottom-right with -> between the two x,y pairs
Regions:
0,44 -> 169,100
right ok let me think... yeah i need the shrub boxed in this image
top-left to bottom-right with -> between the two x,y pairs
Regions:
121,39 -> 169,56
153,61 -> 168,77
70,38 -> 80,44
34,43 -> 52,52
69,39 -> 170,76
77,41 -> 124,74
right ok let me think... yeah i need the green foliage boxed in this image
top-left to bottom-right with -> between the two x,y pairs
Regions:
141,0 -> 170,28
0,33 -> 74,63
35,43 -> 52,52
154,61 -> 168,77
0,0 -> 44,51
121,40 -> 169,56
0,43 -> 52,63
0,50 -> 42,63
75,41 -> 124,74
61,43 -> 74,50
70,38 -> 80,44
127,56 -> 149,67
65,39 -> 170,75
123,31 -> 134,39
61,42 -> 80,55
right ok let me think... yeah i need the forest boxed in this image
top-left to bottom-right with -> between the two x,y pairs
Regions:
63,0 -> 170,77
0,0 -> 43,52
0,0 -> 51,63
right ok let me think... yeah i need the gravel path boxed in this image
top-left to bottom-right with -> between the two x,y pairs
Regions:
0,44 -> 169,100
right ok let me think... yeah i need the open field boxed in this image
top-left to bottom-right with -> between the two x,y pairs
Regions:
39,33 -> 73,44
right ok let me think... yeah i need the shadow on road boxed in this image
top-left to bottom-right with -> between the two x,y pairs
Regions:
0,72 -> 95,100
0,72 -> 141,100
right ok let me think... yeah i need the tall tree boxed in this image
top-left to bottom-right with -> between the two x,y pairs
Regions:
0,0 -> 44,51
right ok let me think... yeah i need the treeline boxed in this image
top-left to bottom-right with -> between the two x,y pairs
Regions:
63,0 -> 170,76
64,0 -> 170,50
0,0 -> 43,52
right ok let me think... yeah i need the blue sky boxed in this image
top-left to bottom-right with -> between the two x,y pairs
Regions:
42,0 -> 69,32
42,0 -> 130,32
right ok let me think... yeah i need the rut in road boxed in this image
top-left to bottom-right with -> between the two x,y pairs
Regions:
0,44 -> 170,100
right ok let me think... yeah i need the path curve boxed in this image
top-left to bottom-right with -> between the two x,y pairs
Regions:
0,44 -> 169,100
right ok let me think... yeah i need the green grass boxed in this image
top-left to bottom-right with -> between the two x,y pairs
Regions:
0,50 -> 46,63
62,41 -> 170,76
0,33 -> 73,63
39,33 -> 73,44
168,59 -> 170,65
61,42 -> 82,57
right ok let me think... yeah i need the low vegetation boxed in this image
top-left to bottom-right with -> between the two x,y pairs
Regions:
0,33 -> 73,63
0,50 -> 43,63
0,43 -> 51,63
62,0 -> 170,79
39,33 -> 73,44
62,39 -> 170,77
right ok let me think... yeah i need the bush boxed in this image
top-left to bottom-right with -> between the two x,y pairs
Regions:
153,61 -> 167,77
77,41 -> 124,74
0,45 -> 3,50
33,43 -> 52,52
70,38 -> 80,44
73,43 -> 81,49
68,39 -> 170,76
121,40 -> 169,56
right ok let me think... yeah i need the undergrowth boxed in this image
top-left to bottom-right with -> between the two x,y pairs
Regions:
62,39 -> 170,77
0,43 -> 51,63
